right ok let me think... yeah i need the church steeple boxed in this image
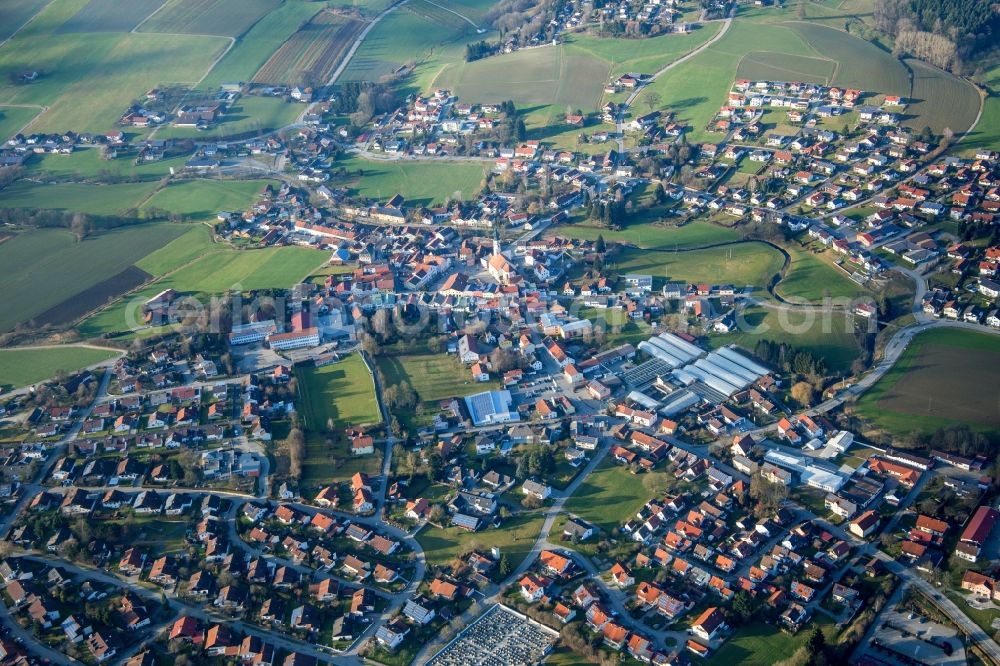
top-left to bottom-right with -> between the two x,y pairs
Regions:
492,220 -> 501,257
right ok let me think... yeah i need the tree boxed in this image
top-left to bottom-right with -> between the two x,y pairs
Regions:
749,474 -> 787,518
732,591 -> 754,623
595,234 -> 606,254
498,553 -> 511,578
643,91 -> 662,113
791,381 -> 815,408
284,427 -> 306,482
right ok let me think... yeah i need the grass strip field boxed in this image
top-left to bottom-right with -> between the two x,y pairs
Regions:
564,23 -> 723,78
776,244 -> 869,302
0,181 -> 160,216
707,303 -> 861,373
786,22 -> 908,95
855,328 -> 1000,435
0,345 -> 119,392
334,154 -> 486,206
57,0 -> 166,33
962,64 -> 1000,157
200,1 -> 320,88
0,105 -> 42,142
562,460 -> 673,531
0,224 -> 186,332
33,265 -> 152,328
141,179 -> 273,219
611,242 -> 785,288
21,148 -> 189,179
252,12 -> 365,86
138,0 -> 280,38
416,512 -> 547,567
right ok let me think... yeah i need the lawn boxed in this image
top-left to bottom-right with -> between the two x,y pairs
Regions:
200,1 -> 320,88
416,511 -> 547,567
855,328 -> 1000,435
137,0 -> 281,38
551,219 -> 740,250
610,242 -> 785,289
296,355 -> 382,432
0,345 -> 120,392
0,181 -> 161,215
562,460 -> 673,532
141,179 -> 274,219
334,154 -> 487,206
0,224 -> 187,332
0,30 -> 228,134
704,618 -> 835,666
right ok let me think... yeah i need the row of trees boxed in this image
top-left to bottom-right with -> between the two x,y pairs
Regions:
875,0 -> 997,72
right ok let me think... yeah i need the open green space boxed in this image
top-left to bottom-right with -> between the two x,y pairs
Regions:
416,511 -> 546,567
562,460 -> 672,532
610,241 -> 785,288
200,1 -> 320,88
0,30 -> 228,134
855,328 -> 1000,435
0,224 -> 187,332
704,618 -> 835,666
707,303 -> 862,374
786,22 -> 908,95
141,179 -> 273,219
334,154 -> 486,206
0,181 -> 160,215
134,224 -> 215,275
297,355 -> 382,432
137,0 -> 280,38
0,345 -> 119,392
564,22 -> 723,78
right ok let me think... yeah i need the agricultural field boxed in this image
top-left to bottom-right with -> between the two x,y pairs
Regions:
200,2 -> 319,88
0,105 -> 42,142
425,0 -> 496,25
56,0 -> 165,33
416,512 -> 547,567
333,154 -> 487,206
855,328 -> 1000,435
736,51 -> 835,84
962,64 -> 1000,157
341,2 -> 475,82
611,242 -> 785,289
564,22 -> 723,79
551,219 -> 740,250
253,12 -> 365,86
562,461 -> 673,532
434,45 -> 609,128
21,148 -> 189,180
0,224 -> 187,332
776,243 -> 869,303
140,179 -> 274,219
707,304 -> 862,373
903,57 -> 980,136
138,0 -> 280,38
0,345 -> 120,392
0,181 -> 161,215
787,22 -> 908,95
0,0 -> 50,41
0,30 -> 228,134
